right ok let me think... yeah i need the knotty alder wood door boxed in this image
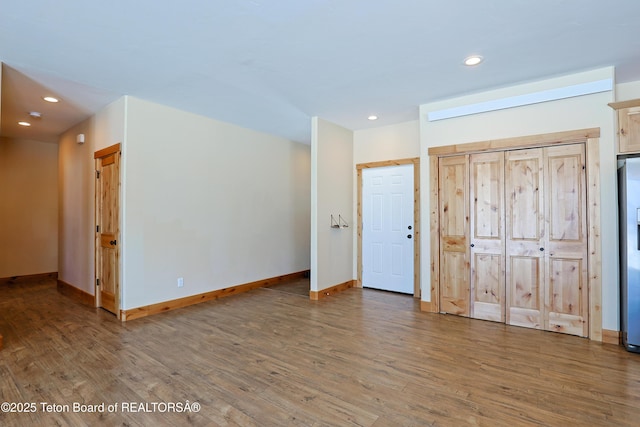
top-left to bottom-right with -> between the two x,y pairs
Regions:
470,152 -> 505,322
95,147 -> 121,317
438,155 -> 470,316
438,143 -> 588,337
505,144 -> 588,336
543,144 -> 588,336
505,148 -> 546,330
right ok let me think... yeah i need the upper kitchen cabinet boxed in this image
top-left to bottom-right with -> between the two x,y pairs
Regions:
610,99 -> 640,154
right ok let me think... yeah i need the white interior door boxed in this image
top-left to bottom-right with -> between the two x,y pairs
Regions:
362,164 -> 414,294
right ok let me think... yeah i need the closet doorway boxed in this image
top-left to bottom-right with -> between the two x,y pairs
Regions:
428,129 -> 602,340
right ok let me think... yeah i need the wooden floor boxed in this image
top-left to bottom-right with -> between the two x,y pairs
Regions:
1,277 -> 639,426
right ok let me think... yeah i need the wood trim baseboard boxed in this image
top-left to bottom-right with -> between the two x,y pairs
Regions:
420,300 -> 438,313
121,270 -> 310,321
0,334 -> 3,350
602,329 -> 621,345
310,280 -> 356,301
57,280 -> 96,306
0,272 -> 58,285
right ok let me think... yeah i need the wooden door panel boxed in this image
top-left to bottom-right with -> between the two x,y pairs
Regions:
474,254 -> 501,304
100,249 -> 116,294
441,252 -> 469,314
472,159 -> 502,239
547,153 -> 583,242
544,144 -> 588,336
100,155 -> 118,231
95,147 -> 120,317
509,256 -> 542,310
509,308 -> 542,330
547,313 -> 587,336
99,237 -> 117,313
506,149 -> 544,328
441,162 -> 467,237
509,251 -> 543,330
100,252 -> 116,295
548,258 -> 583,314
470,152 -> 505,322
473,253 -> 502,321
439,156 -> 469,316
508,156 -> 542,241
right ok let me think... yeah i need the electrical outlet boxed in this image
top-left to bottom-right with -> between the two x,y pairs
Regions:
177,277 -> 184,288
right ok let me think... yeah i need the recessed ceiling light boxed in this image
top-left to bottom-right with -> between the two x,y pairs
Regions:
464,55 -> 483,66
18,121 -> 31,127
368,115 -> 378,121
43,96 -> 59,103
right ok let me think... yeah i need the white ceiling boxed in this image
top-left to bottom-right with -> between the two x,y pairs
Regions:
2,0 -> 640,144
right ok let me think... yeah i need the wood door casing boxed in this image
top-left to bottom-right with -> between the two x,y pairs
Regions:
356,158 -> 421,298
95,146 -> 120,317
505,148 -> 545,330
469,152 -> 505,322
544,144 -> 588,336
438,155 -> 469,316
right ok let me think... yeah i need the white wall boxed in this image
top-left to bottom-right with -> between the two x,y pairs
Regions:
0,138 -> 58,277
353,120 -> 420,164
311,117 -> 354,292
122,97 -> 310,309
58,97 -> 126,294
0,63 -> 2,135
419,68 -> 619,330
616,80 -> 640,101
353,120 -> 420,278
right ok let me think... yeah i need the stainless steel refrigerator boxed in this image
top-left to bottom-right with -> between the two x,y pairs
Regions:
619,156 -> 640,353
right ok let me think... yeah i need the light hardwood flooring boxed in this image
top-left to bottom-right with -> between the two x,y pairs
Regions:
1,277 -> 639,426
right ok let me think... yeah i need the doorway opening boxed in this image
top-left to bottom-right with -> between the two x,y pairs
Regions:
357,158 -> 420,297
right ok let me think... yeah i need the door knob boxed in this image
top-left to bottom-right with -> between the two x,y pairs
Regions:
110,240 -> 117,245
539,247 -> 544,251
407,234 -> 412,239
408,225 -> 412,230
470,243 -> 475,247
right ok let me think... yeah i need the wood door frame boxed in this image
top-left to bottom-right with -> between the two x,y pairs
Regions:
427,128 -> 603,341
94,143 -> 122,319
357,158 -> 421,298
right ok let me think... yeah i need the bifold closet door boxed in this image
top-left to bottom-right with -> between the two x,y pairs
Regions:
505,144 -> 588,336
469,152 -> 505,322
544,144 -> 588,337
505,148 -> 546,330
439,155 -> 470,316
